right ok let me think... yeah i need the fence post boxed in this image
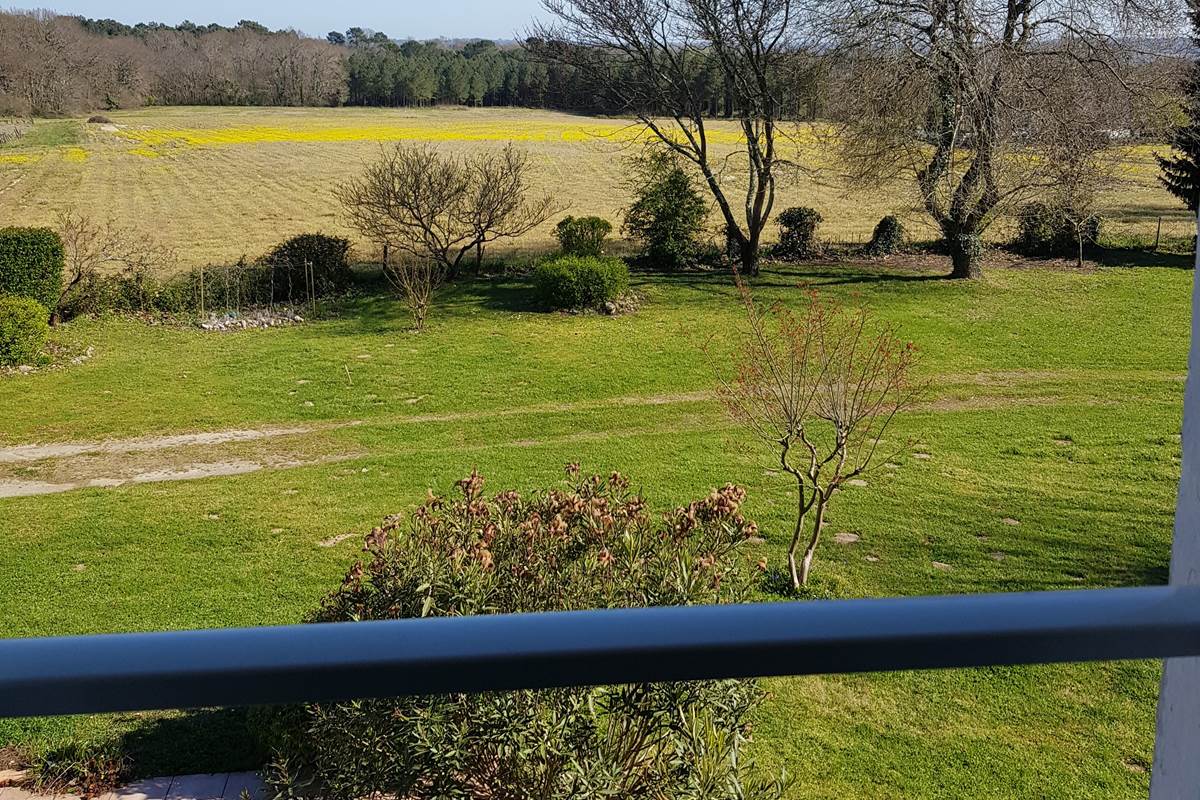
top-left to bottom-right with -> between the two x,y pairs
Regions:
1150,209 -> 1200,798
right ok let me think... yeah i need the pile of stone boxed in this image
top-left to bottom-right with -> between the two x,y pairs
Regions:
198,309 -> 305,332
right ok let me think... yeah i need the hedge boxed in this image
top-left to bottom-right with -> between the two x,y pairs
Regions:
0,228 -> 64,311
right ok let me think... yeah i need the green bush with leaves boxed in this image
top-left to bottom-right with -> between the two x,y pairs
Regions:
533,254 -> 630,311
0,227 -> 64,310
259,233 -> 352,301
624,151 -> 709,269
0,295 -> 49,366
1014,202 -> 1101,257
774,208 -> 823,260
865,215 -> 906,256
555,215 -> 614,257
260,467 -> 786,800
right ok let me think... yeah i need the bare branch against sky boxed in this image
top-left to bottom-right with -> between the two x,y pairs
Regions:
38,0 -> 548,39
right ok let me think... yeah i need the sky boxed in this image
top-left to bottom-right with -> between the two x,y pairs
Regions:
41,0 -> 548,40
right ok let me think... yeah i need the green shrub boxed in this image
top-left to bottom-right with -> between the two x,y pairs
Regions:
533,254 -> 630,311
865,215 -> 906,256
0,227 -> 64,309
1014,202 -> 1101,257
259,233 -> 352,301
261,467 -> 785,800
554,215 -> 613,257
0,295 -> 49,366
775,207 -> 823,260
624,151 -> 709,269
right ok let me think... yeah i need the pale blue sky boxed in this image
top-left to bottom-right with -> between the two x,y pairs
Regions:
40,1 -> 547,39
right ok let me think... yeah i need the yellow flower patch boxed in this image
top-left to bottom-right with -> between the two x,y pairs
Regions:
116,121 -> 749,149
63,147 -> 89,162
0,153 -> 34,165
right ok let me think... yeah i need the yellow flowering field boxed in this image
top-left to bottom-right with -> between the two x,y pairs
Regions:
0,105 -> 1186,270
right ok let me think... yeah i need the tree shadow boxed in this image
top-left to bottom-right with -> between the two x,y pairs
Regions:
1095,247 -> 1194,270
117,708 -> 265,778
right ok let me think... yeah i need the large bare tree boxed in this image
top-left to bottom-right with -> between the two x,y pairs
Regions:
829,0 -> 1178,278
529,0 -> 810,275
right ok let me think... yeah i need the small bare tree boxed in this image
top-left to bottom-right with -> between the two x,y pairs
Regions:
336,143 -> 558,282
53,209 -> 175,324
716,281 -> 922,589
383,255 -> 443,332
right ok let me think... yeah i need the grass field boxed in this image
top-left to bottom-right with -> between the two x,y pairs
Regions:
0,249 -> 1191,796
0,106 -> 1193,269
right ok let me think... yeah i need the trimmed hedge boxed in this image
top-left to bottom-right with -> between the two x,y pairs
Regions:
1015,202 -> 1101,257
775,207 -> 823,260
866,215 -> 906,256
533,255 -> 629,311
259,233 -> 352,300
0,295 -> 49,366
0,227 -> 64,310
554,215 -> 613,257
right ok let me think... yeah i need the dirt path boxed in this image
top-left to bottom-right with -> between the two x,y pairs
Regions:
0,378 -> 1142,499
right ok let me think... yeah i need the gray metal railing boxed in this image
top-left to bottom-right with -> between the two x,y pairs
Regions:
2,585 -> 1199,719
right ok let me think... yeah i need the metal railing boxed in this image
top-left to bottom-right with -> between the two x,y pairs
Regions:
2,585 -> 1199,719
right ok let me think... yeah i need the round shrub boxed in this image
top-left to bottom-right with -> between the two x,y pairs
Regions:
259,233 -> 352,301
533,254 -> 630,311
0,295 -> 49,366
86,115 -> 113,124
865,215 -> 906,256
1014,202 -> 1101,257
554,215 -> 613,257
260,468 -> 784,800
775,207 -> 823,260
0,227 -> 64,310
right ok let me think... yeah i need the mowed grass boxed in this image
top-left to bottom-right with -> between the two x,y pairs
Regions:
0,106 -> 1192,269
0,259 -> 1190,797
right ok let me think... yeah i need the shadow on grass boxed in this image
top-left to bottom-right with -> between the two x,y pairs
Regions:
118,708 -> 265,778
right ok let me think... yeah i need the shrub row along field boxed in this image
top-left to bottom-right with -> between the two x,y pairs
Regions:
0,255 -> 1188,797
0,106 -> 1192,270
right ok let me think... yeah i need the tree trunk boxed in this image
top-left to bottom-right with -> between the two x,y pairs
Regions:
946,229 -> 983,280
787,479 -> 808,590
796,494 -> 828,588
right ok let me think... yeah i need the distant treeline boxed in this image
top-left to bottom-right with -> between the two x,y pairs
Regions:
0,10 -> 820,117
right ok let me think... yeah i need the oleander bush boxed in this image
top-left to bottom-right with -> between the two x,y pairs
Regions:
0,294 -> 49,366
0,227 -> 64,309
259,467 -> 786,800
533,254 -> 630,311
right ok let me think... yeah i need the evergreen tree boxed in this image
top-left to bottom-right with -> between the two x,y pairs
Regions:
1158,0 -> 1200,211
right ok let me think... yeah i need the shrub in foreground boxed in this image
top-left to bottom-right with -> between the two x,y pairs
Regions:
0,227 -> 64,310
554,215 -> 613,257
533,254 -> 630,311
261,467 -> 786,800
1014,202 -> 1101,257
865,215 -> 906,256
774,207 -> 823,260
0,295 -> 49,366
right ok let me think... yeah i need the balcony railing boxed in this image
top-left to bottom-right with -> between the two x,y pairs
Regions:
2,585 -> 1198,719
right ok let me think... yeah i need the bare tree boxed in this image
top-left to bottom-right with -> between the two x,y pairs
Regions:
337,143 -> 557,281
529,0 -> 810,276
383,255 -> 444,332
53,209 -> 175,324
829,0 -> 1178,278
715,281 -> 922,588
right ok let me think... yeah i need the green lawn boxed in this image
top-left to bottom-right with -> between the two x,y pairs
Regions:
0,259 -> 1190,797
